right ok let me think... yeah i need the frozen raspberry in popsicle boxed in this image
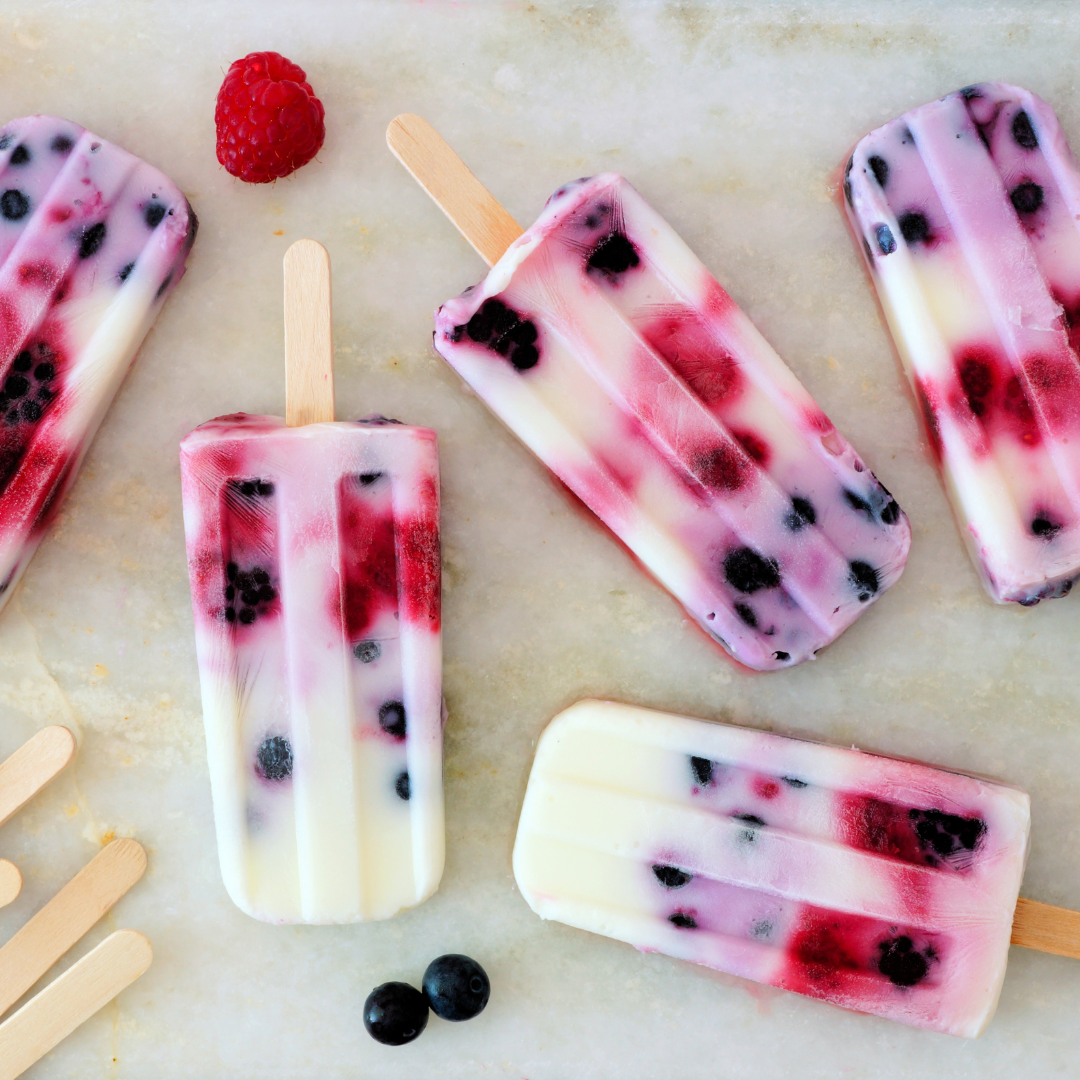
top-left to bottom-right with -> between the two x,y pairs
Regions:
180,241 -> 442,924
0,115 -> 195,605
388,118 -> 910,670
844,82 -> 1080,604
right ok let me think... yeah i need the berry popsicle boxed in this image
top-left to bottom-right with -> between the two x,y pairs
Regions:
180,240 -> 443,924
388,116 -> 910,671
514,700 -> 1080,1037
844,83 -> 1080,604
0,115 -> 195,606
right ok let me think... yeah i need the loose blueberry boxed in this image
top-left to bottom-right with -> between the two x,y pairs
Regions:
144,201 -> 167,228
359,471 -> 383,486
689,756 -> 713,787
255,735 -> 293,781
354,640 -> 382,663
0,190 -> 29,221
4,375 -> 28,399
876,224 -> 896,255
668,912 -> 697,929
395,771 -> 411,800
1032,516 -> 1061,539
587,231 -> 640,276
379,700 -> 407,740
51,134 -> 74,154
78,222 -> 106,259
363,982 -> 429,1046
1010,181 -> 1043,215
422,955 -> 490,1023
12,351 -> 30,372
652,864 -> 693,889
734,601 -> 758,628
1012,110 -> 1038,149
877,936 -> 929,987
868,155 -> 889,187
9,145 -> 29,166
785,495 -> 816,531
898,211 -> 930,244
849,560 -> 879,601
723,547 -> 781,594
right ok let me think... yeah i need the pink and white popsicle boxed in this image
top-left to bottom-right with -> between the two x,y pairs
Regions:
389,120 -> 910,670
180,242 -> 443,924
844,82 -> 1080,604
512,700 -> 1054,1037
0,115 -> 195,602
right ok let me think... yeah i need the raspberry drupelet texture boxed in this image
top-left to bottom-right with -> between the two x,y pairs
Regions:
215,51 -> 325,183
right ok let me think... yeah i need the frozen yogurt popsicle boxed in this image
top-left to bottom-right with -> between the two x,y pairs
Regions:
389,116 -> 910,670
0,115 -> 195,604
512,700 -> 1072,1037
844,83 -> 1080,604
180,241 -> 443,923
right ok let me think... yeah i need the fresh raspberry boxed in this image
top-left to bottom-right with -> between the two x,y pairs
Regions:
215,51 -> 325,184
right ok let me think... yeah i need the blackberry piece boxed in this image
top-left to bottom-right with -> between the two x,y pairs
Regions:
422,955 -> 490,1023
909,808 -> 985,860
224,608 -> 236,622
379,700 -> 407,740
4,375 -> 28,399
689,756 -> 713,787
395,771 -> 410,800
843,489 -> 873,516
255,735 -> 293,781
9,145 -> 29,166
51,134 -> 74,154
1012,110 -> 1038,149
1010,181 -> 1043,215
898,211 -> 930,244
33,361 -> 54,381
78,222 -> 106,259
145,201 -> 167,228
20,400 -> 41,422
12,351 -> 30,372
0,190 -> 29,221
785,496 -> 816,531
723,547 -> 781,594
461,297 -> 541,372
867,155 -> 889,187
652,864 -> 692,889
238,608 -> 256,625
849,561 -> 879,601
877,936 -> 930,987
354,640 -> 381,663
363,982 -> 429,1046
876,224 -> 896,255
587,231 -> 640,276
668,912 -> 697,929
226,562 -> 239,580
1032,516 -> 1062,539
734,602 -> 757,628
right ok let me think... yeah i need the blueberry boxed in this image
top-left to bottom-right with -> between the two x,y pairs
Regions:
257,584 -> 275,603
723,547 -> 781,594
9,145 -> 29,166
867,155 -> 889,187
880,498 -> 901,525
239,481 -> 257,497
0,135 -> 11,150
898,211 -> 930,244
0,190 -> 29,221
843,489 -> 873,516
773,651 -> 790,661
255,735 -> 293,781
238,608 -> 256,625
20,399 -> 40,422
252,568 -> 270,585
51,134 -> 74,154
1032,516 -> 1061,539
849,560 -> 879,601
359,471 -> 383,485
354,640 -> 382,663
256,480 -> 274,496
668,912 -> 697,929
118,262 -> 134,282
4,375 -> 28,399
877,936 -> 929,987
241,589 -> 259,605
587,232 -> 640,276
782,776 -> 808,788
510,343 -> 539,370
226,562 -> 238,580
785,495 -> 816,531
379,700 -> 407,740
363,982 -> 429,1046
78,222 -> 106,259
395,771 -> 410,800
12,351 -> 30,372
689,756 -> 713,786
734,813 -> 765,826
224,585 -> 235,601
1012,110 -> 1038,149
422,955 -> 490,1023
876,224 -> 896,255
734,602 -> 758,628
1010,181 -> 1043,215
144,201 -> 166,228
33,361 -> 53,381
224,607 -> 236,622
652,864 -> 693,889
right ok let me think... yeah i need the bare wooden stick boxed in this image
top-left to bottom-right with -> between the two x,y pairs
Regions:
284,238 -> 335,426
1012,897 -> 1080,960
0,929 -> 152,1080
0,839 -> 147,1018
386,113 -> 523,268
0,727 -> 76,829
0,861 -> 20,908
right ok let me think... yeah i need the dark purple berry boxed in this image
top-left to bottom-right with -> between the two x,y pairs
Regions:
4,375 -> 28,398
587,231 -> 640,276
1032,516 -> 1061,538
877,936 -> 929,987
241,589 -> 259,605
256,480 -> 274,496
33,361 -> 54,381
723,547 -> 781,594
843,489 -> 873,516
849,560 -> 879,601
51,134 -> 73,154
354,640 -> 381,663
238,608 -> 256,625
363,982 -> 429,1046
0,190 -> 28,221
257,584 -> 275,603
876,224 -> 896,254
785,496 -> 816,531
734,602 -> 758,628
12,351 -> 30,372
867,155 -> 889,187
689,756 -> 713,787
898,211 -> 930,245
9,145 -> 29,166
255,735 -> 293,781
78,222 -> 106,259
20,400 -> 40,422
226,562 -> 238,580
1012,110 -> 1038,149
782,776 -> 808,789
668,912 -> 697,929
0,135 -> 12,151
395,771 -> 410,800
773,651 -> 790,661
379,700 -> 406,740
422,955 -> 490,1023
144,201 -> 166,228
359,471 -> 382,486
224,607 -> 236,622
652,865 -> 692,889
118,262 -> 134,282
1010,181 -> 1043,215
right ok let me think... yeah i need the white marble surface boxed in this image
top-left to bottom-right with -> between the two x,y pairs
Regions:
0,1 -> 1078,1076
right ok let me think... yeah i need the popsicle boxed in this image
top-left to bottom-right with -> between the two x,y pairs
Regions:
514,699 -> 1080,1037
180,240 -> 443,924
843,82 -> 1080,604
0,115 -> 195,605
388,116 -> 910,671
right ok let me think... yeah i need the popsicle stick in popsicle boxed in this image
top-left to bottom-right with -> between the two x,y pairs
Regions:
0,861 -> 20,909
1011,897 -> 1080,960
386,114 -> 523,267
284,238 -> 335,426
0,727 -> 76,828
0,929 -> 152,1080
0,838 -> 147,1018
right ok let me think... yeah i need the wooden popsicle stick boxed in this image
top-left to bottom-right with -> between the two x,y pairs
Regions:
0,838 -> 146,1018
0,860 -> 20,908
284,238 -> 335,427
0,727 -> 76,829
0,929 -> 151,1080
1012,897 -> 1080,960
386,113 -> 524,268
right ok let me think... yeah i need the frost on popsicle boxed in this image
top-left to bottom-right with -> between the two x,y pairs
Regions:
845,82 -> 1080,604
435,174 -> 910,670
